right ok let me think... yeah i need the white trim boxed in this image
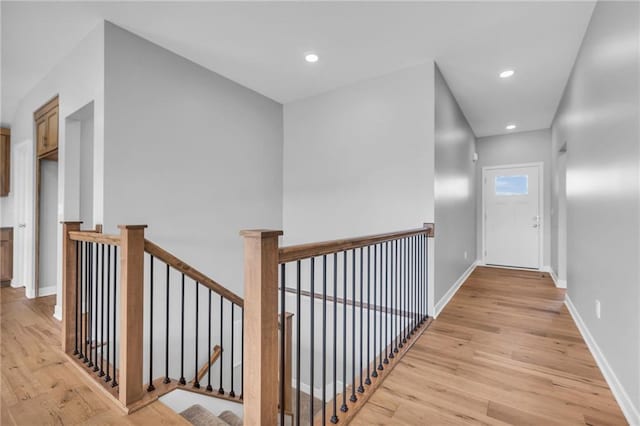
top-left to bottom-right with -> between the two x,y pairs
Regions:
541,266 -> 567,289
481,162 -> 544,270
297,379 -> 344,400
565,296 -> 640,425
53,304 -> 62,321
434,261 -> 479,318
38,285 -> 57,297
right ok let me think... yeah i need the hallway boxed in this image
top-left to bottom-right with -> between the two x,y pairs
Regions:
352,267 -> 626,425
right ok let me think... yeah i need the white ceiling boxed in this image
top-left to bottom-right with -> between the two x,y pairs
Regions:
1,1 -> 595,137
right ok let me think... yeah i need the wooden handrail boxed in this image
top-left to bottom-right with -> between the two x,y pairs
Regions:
194,345 -> 222,384
144,239 -> 244,308
278,223 -> 434,263
68,231 -> 121,246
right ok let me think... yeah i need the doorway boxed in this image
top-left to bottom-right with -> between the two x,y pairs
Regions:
482,163 -> 543,269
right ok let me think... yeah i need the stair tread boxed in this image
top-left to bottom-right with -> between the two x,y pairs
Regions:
180,404 -> 231,426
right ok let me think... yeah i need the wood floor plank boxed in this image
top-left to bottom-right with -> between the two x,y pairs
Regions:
352,266 -> 628,425
0,286 -> 188,425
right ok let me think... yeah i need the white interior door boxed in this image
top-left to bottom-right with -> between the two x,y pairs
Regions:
14,141 -> 32,289
483,164 -> 541,269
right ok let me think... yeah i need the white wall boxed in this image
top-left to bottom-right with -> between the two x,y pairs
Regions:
475,129 -> 552,268
283,62 -> 435,245
1,23 -> 104,315
551,1 -> 640,422
103,22 -> 283,297
433,64 -> 476,309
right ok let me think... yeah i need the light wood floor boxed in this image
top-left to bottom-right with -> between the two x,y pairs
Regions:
0,286 -> 188,425
351,266 -> 627,426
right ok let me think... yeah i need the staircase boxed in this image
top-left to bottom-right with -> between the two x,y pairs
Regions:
60,222 -> 434,424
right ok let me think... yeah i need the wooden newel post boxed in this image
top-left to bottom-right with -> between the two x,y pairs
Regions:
241,229 -> 283,426
61,221 -> 82,353
118,224 -> 147,407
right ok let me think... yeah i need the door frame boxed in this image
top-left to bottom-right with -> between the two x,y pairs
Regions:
481,162 -> 544,270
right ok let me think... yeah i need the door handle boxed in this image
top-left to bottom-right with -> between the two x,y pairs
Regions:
532,224 -> 539,228
18,223 -> 26,228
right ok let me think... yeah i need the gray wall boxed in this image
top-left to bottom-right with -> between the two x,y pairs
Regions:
283,62 -> 435,245
104,22 -> 283,296
433,65 -> 476,308
551,1 -> 640,420
38,160 -> 58,293
475,129 -> 552,267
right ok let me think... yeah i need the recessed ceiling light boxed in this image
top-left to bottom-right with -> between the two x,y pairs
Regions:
506,124 -> 517,130
305,53 -> 319,63
499,69 -> 515,78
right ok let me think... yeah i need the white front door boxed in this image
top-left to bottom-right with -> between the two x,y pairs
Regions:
483,164 -> 542,269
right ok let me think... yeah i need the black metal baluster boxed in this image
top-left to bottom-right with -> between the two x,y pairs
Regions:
74,241 -> 80,355
403,238 -> 408,345
295,260 -> 301,425
322,255 -> 327,425
99,244 -> 105,377
425,234 -> 429,322
218,296 -> 224,394
194,282 -> 200,389
384,241 -> 390,364
164,264 -> 170,384
179,274 -> 186,385
358,248 -> 364,394
331,253 -> 338,423
350,249 -> 357,403
365,246 -> 371,386
279,264 -> 286,426
207,289 -> 213,392
309,257 -> 315,424
230,303 -> 235,398
240,311 -> 244,401
372,244 -> 379,378
148,255 -> 155,391
112,246 -> 118,387
378,243 -> 385,370
341,250 -> 348,413
79,241 -> 84,360
105,245 -> 111,382
415,236 -> 419,330
93,243 -> 99,372
86,243 -> 92,365
393,240 -> 400,356
420,234 -> 424,324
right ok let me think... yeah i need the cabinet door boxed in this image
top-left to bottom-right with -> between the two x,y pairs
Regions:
36,116 -> 48,156
0,133 -> 9,196
0,240 -> 11,281
46,107 -> 59,151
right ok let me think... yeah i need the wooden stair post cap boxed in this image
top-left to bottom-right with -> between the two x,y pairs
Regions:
61,221 -> 83,224
423,223 -> 435,237
239,229 -> 283,238
117,225 -> 148,230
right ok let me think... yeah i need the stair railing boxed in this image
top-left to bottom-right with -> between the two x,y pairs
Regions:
241,223 -> 435,425
61,222 -> 255,413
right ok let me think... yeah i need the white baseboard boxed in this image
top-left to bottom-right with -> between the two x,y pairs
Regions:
38,285 -> 57,297
434,261 -> 479,318
541,266 -> 567,289
565,296 -> 640,425
53,305 -> 62,321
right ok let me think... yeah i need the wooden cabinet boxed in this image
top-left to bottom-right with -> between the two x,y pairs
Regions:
35,97 -> 59,158
1,228 -> 12,285
0,128 -> 9,196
